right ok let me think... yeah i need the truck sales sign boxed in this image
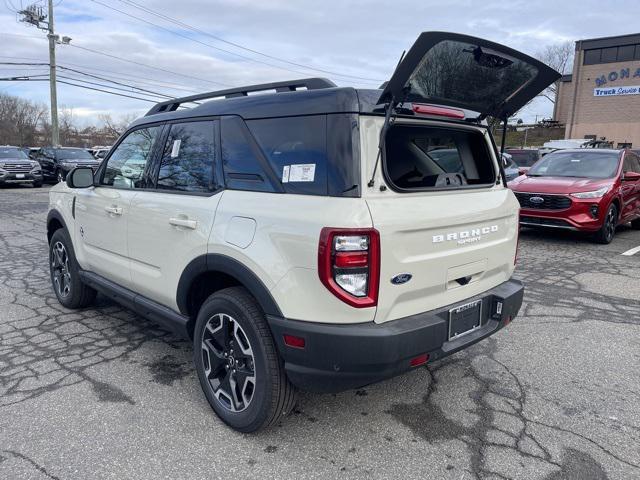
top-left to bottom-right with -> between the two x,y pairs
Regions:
594,85 -> 640,97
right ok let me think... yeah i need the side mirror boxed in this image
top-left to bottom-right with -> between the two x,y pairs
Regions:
623,171 -> 640,182
518,167 -> 529,176
66,167 -> 94,188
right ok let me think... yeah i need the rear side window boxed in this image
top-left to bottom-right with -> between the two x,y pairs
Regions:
384,125 -> 495,191
157,121 -> 216,193
221,116 -> 278,193
247,116 -> 327,195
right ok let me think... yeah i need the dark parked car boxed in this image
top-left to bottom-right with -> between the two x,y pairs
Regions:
509,149 -> 640,244
506,148 -> 540,167
0,146 -> 43,187
35,147 -> 101,183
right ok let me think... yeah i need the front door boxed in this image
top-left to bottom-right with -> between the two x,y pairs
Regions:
74,125 -> 163,288
620,151 -> 640,222
128,120 -> 222,310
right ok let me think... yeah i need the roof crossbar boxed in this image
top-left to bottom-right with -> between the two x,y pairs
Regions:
145,77 -> 337,116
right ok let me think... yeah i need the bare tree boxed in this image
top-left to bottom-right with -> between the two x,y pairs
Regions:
536,41 -> 574,103
0,93 -> 47,146
98,113 -> 137,138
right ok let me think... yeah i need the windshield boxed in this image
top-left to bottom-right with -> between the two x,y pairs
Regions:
528,151 -> 620,179
55,149 -> 95,160
0,148 -> 29,160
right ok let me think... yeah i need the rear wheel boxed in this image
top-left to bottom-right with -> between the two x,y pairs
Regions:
193,287 -> 296,432
594,204 -> 618,244
49,229 -> 97,308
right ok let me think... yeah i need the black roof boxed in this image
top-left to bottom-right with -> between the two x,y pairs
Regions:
131,85 -> 382,129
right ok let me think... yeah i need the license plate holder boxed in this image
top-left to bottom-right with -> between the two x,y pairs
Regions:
448,299 -> 483,340
15,173 -> 25,179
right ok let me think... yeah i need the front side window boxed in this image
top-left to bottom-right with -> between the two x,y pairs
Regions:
623,153 -> 640,174
102,126 -> 161,189
528,151 -> 620,179
157,121 -> 216,193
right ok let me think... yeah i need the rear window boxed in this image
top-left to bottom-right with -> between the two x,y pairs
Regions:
384,124 -> 495,191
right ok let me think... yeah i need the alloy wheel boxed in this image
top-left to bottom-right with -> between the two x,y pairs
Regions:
51,241 -> 71,298
201,313 -> 256,412
605,207 -> 616,242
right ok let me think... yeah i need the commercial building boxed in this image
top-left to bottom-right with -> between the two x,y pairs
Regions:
554,33 -> 640,148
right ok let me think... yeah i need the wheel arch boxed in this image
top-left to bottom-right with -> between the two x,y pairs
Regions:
47,209 -> 68,244
177,254 -> 283,334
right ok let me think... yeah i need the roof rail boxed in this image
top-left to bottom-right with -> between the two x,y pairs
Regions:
145,77 -> 337,116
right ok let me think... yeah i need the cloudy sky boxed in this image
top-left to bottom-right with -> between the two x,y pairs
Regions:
0,0 -> 636,125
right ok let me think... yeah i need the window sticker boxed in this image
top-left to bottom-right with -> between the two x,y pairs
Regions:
170,139 -> 181,158
282,165 -> 290,183
288,164 -> 316,182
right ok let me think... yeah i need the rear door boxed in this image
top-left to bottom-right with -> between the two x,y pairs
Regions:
127,119 -> 222,310
379,32 -> 561,119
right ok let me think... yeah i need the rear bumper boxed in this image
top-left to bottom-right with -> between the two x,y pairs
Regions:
267,278 -> 524,393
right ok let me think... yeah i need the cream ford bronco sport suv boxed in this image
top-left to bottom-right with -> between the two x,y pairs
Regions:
47,32 -> 560,432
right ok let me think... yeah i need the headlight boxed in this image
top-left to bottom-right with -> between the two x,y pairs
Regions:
571,186 -> 610,199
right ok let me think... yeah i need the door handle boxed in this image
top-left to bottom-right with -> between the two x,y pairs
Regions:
104,205 -> 123,216
169,217 -> 198,229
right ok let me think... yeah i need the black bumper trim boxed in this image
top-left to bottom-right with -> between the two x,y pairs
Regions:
267,279 -> 524,393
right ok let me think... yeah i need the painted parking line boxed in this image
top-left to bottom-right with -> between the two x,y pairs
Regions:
621,245 -> 640,256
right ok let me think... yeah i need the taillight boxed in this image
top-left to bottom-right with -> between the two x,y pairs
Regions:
318,228 -> 380,308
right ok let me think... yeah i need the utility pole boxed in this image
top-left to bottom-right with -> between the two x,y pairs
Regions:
18,1 -> 71,146
47,0 -> 59,146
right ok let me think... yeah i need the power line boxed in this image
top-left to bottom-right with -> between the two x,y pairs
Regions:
57,74 -> 171,100
57,79 -> 159,103
94,0 -> 382,85
116,0 -> 385,84
0,55 -> 202,94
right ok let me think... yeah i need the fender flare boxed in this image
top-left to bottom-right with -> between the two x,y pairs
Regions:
46,209 -> 68,243
176,254 -> 283,318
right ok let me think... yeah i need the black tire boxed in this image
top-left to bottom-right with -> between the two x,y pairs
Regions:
49,228 -> 97,309
594,204 -> 618,244
193,287 -> 296,433
631,218 -> 640,230
33,181 -> 43,188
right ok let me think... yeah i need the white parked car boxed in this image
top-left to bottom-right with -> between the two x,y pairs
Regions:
46,32 -> 559,432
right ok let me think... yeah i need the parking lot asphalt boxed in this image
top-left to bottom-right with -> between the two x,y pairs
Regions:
0,185 -> 639,480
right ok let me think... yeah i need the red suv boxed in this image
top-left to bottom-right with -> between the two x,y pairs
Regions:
509,149 -> 640,243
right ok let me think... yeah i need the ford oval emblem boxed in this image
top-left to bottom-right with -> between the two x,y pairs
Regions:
529,196 -> 545,204
391,273 -> 412,285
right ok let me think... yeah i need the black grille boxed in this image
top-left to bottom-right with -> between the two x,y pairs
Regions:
1,163 -> 31,173
520,216 -> 572,228
514,192 -> 571,210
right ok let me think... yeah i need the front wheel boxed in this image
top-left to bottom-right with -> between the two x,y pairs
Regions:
193,287 -> 296,432
594,204 -> 618,244
49,229 -> 97,308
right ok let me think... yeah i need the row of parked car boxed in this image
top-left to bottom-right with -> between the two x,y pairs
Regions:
0,145 -> 109,187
